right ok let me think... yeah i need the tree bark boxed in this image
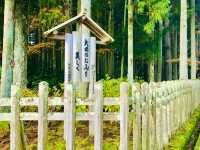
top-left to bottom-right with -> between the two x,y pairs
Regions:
149,60 -> 154,81
128,0 -> 133,83
164,19 -> 172,80
13,0 -> 28,87
1,0 -> 15,97
172,25 -> 178,80
157,22 -> 163,82
121,0 -> 127,79
179,0 -> 188,80
191,0 -> 196,79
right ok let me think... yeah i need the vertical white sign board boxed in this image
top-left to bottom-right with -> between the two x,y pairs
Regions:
81,34 -> 90,82
72,31 -> 81,84
89,37 -> 96,95
64,33 -> 73,84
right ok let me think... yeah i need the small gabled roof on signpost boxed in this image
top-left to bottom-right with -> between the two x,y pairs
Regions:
44,12 -> 114,44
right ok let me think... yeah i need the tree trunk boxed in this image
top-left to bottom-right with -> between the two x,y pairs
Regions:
191,0 -> 196,79
149,60 -> 154,81
157,22 -> 163,82
164,19 -> 172,80
128,0 -> 133,83
13,0 -> 28,87
52,42 -> 56,75
121,0 -> 127,79
179,0 -> 188,80
172,25 -> 178,80
1,0 -> 15,97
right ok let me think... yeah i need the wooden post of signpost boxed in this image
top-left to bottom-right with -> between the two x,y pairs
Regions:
65,84 -> 75,150
64,33 -> 73,140
89,37 -> 96,98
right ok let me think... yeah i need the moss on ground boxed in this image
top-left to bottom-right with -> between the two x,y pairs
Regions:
164,106 -> 200,150
194,135 -> 200,150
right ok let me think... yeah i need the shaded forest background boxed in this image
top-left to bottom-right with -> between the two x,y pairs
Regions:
0,0 -> 200,87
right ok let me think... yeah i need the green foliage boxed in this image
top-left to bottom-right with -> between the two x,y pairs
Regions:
21,88 -> 37,97
38,8 -> 68,31
165,107 -> 200,150
102,75 -> 125,97
137,0 -> 170,34
194,134 -> 200,149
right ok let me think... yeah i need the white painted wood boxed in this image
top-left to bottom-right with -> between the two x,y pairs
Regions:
38,82 -> 49,150
65,33 -> 73,83
88,37 -> 96,136
89,37 -> 96,96
65,84 -> 75,150
10,85 -> 22,150
72,31 -> 81,85
141,83 -> 148,150
0,112 -> 120,121
81,34 -> 90,81
2,80 -> 200,150
132,83 -> 141,150
43,13 -> 114,44
0,97 -> 124,106
120,82 -> 129,150
94,83 -> 103,150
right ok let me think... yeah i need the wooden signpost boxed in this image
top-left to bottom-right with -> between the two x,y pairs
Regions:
44,11 -> 114,137
44,12 -> 114,92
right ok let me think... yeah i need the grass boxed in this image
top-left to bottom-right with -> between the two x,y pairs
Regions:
164,106 -> 200,150
194,135 -> 200,150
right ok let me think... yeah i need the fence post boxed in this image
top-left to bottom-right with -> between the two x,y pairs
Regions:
156,89 -> 162,149
149,82 -> 156,149
38,81 -> 49,150
120,82 -> 129,150
94,83 -> 103,150
141,83 -> 148,150
10,84 -> 23,150
132,83 -> 141,150
64,84 -> 75,150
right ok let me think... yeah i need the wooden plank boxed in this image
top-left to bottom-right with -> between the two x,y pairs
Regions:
141,83 -> 148,150
81,34 -> 90,82
83,15 -> 114,43
10,85 -> 23,150
38,82 -> 49,150
120,82 -> 129,150
132,83 -> 142,150
43,13 -> 83,36
46,34 -> 106,45
43,13 -> 114,44
65,33 -> 73,83
0,111 -> 120,121
0,97 -> 10,106
94,83 -> 103,150
0,113 -> 11,121
89,37 -> 96,97
72,31 -> 81,86
0,97 -> 124,106
88,37 -> 97,136
65,84 -> 75,150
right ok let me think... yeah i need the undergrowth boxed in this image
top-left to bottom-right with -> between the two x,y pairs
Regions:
164,106 -> 200,150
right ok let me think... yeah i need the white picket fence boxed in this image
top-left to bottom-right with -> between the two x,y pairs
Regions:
0,80 -> 200,150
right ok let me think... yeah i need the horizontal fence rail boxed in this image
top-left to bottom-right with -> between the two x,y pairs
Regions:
0,80 -> 200,150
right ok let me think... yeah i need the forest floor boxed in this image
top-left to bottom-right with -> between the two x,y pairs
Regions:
1,112 -> 200,150
0,121 -> 133,150
164,106 -> 200,150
